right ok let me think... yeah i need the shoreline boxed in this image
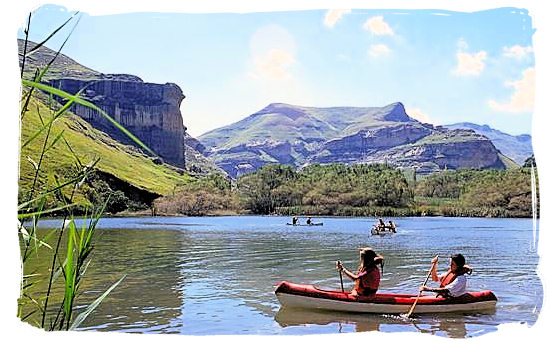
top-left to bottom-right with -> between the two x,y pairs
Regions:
109,210 -> 537,219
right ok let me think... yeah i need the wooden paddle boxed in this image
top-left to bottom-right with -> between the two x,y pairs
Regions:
336,261 -> 345,293
404,255 -> 438,318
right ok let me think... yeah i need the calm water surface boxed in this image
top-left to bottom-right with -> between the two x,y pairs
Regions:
27,216 -> 541,337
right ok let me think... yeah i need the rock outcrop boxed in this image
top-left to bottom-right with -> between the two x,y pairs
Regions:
48,77 -> 187,168
445,122 -> 532,165
199,102 -> 508,177
19,39 -> 188,169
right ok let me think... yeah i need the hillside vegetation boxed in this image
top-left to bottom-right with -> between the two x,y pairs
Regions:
153,163 -> 537,218
19,92 -> 193,212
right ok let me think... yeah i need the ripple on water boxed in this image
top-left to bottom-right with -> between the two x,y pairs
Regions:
30,216 -> 541,336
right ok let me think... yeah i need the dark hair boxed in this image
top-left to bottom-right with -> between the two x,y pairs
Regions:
451,253 -> 466,268
358,247 -> 384,274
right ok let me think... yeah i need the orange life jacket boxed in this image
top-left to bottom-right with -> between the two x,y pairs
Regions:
439,270 -> 456,287
439,266 -> 473,288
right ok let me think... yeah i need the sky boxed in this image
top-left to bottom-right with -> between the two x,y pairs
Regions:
2,2 -> 549,341
15,4 -> 536,137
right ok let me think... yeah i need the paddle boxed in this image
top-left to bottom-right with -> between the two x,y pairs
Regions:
404,255 -> 438,318
336,261 -> 344,293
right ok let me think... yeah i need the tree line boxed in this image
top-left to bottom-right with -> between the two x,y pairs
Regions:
152,162 -> 537,218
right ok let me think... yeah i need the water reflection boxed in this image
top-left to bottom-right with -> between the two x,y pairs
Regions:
275,307 -> 498,338
276,308 -> 388,332
23,216 -> 540,336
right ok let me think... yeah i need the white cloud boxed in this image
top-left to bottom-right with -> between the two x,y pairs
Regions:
323,9 -> 351,28
408,108 -> 438,125
249,48 -> 295,80
452,51 -> 487,76
488,67 -> 535,113
363,16 -> 394,36
502,45 -> 533,59
248,25 -> 297,81
368,44 -> 391,58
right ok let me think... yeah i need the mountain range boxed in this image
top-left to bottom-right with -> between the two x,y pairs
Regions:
19,39 -> 533,183
197,102 -> 529,177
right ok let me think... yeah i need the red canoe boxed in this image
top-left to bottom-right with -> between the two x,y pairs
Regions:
275,281 -> 497,314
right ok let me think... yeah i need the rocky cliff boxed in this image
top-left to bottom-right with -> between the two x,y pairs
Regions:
49,77 -> 187,167
444,122 -> 532,165
199,102 -> 507,177
19,39 -> 188,168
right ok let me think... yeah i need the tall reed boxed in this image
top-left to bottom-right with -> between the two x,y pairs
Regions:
18,11 -> 151,330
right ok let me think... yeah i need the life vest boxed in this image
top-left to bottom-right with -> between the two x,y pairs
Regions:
439,270 -> 456,287
439,266 -> 473,288
354,267 -> 380,295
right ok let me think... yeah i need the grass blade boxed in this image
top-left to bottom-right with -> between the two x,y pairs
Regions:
21,91 -> 78,149
69,275 -> 126,330
45,130 -> 65,153
21,80 -> 156,156
25,12 -> 79,58
18,203 -> 80,219
63,220 -> 77,327
20,13 -> 32,78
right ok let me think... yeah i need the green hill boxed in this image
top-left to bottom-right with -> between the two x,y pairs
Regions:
19,93 -> 193,204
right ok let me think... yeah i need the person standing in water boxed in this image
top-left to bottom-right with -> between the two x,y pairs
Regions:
336,247 -> 384,296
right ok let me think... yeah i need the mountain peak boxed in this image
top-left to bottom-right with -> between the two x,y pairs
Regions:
255,103 -> 308,120
383,102 -> 411,122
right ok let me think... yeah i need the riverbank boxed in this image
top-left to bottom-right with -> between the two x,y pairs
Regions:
112,205 -> 536,219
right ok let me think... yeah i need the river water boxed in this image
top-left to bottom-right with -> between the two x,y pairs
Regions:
24,216 -> 541,337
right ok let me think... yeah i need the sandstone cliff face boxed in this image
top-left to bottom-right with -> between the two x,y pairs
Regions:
199,102 -> 509,178
312,124 -> 433,164
49,77 -> 186,167
364,135 -> 506,175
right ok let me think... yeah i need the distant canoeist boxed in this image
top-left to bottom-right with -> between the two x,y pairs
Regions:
388,220 -> 397,233
375,218 -> 386,231
292,216 -> 299,225
336,247 -> 384,296
421,253 -> 472,297
306,217 -> 312,225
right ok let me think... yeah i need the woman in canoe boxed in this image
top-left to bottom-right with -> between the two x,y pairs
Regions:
421,253 -> 472,297
336,247 -> 384,296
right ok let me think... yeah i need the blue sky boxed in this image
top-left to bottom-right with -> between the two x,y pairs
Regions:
18,5 -> 535,137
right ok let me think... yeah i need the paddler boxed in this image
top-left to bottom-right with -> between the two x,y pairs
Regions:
388,220 -> 397,233
421,253 -> 472,297
292,216 -> 299,225
306,217 -> 312,225
336,247 -> 384,296
376,218 -> 386,231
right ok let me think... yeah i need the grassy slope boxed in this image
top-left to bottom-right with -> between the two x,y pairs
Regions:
20,94 -> 193,196
198,103 -> 409,150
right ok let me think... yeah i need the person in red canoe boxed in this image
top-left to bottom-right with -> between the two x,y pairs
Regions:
421,253 -> 473,297
336,247 -> 384,296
